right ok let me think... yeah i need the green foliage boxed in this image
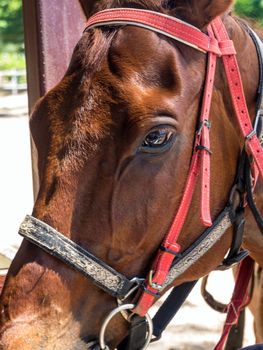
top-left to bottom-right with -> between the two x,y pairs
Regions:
0,0 -> 25,70
0,52 -> 25,70
235,0 -> 263,26
0,0 -> 24,51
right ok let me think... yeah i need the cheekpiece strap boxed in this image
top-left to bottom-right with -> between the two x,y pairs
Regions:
134,206 -> 234,316
19,215 -> 135,298
212,18 -> 263,180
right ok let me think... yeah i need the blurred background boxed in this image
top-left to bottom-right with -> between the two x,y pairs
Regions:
0,0 -> 32,264
0,1 -> 262,349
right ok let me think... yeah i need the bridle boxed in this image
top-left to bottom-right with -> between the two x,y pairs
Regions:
17,8 -> 263,350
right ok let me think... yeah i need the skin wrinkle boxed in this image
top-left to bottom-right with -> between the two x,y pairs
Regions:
0,0 -> 263,348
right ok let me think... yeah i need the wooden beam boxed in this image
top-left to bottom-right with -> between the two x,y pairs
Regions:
22,0 -> 86,198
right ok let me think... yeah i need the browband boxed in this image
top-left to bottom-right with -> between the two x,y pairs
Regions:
85,8 -> 222,55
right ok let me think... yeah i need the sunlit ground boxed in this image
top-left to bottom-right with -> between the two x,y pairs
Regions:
0,92 -> 33,260
149,272 -> 254,349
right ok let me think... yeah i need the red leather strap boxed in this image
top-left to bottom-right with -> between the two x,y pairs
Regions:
212,18 -> 263,180
86,8 -> 222,55
85,9 -> 263,321
133,151 -> 200,316
214,256 -> 254,350
86,10 -> 263,179
198,25 -> 217,227
219,40 -> 237,56
134,27 -> 218,316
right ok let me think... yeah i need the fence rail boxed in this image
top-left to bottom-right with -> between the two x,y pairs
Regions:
0,69 -> 27,94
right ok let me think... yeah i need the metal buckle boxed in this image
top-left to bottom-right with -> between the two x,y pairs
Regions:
119,277 -> 144,303
143,286 -> 161,298
117,277 -> 145,321
160,245 -> 181,257
197,119 -> 212,135
246,109 -> 263,140
99,304 -> 153,350
148,270 -> 163,291
196,145 -> 213,155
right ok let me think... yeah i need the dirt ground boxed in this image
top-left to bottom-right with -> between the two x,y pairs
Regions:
0,93 -> 256,350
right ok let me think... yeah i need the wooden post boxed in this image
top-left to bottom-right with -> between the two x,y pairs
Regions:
22,0 -> 87,198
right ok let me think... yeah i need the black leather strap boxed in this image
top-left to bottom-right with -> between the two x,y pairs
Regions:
244,27 -> 263,234
249,28 -> 263,144
118,281 -> 197,350
219,151 -> 249,269
19,215 -> 136,298
152,281 -> 197,340
118,316 -> 148,350
221,209 -> 248,268
245,156 -> 263,234
248,28 -> 263,114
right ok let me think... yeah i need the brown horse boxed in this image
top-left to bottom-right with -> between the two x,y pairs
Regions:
249,266 -> 263,342
0,0 -> 263,349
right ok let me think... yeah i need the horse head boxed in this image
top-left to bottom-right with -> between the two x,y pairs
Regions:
1,0 -> 261,349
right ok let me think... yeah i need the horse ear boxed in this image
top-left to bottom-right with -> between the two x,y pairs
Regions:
80,0 -> 110,18
163,0 -> 234,28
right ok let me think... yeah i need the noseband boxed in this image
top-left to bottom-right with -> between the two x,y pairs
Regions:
19,8 -> 263,350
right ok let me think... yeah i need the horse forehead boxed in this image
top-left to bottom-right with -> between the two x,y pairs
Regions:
109,26 -> 176,73
103,26 -> 183,106
31,27 -> 181,149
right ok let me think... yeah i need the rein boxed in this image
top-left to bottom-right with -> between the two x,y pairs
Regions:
13,8 -> 263,350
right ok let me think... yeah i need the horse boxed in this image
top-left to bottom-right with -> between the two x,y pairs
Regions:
0,0 -> 263,349
249,266 -> 263,343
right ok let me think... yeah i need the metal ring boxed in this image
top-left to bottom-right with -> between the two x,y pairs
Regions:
99,304 -> 153,350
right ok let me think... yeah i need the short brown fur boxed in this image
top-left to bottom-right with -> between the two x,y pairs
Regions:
0,0 -> 262,348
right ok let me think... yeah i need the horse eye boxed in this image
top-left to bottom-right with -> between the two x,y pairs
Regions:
140,128 -> 174,153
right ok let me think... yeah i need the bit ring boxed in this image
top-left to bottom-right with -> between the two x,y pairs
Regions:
99,304 -> 153,350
